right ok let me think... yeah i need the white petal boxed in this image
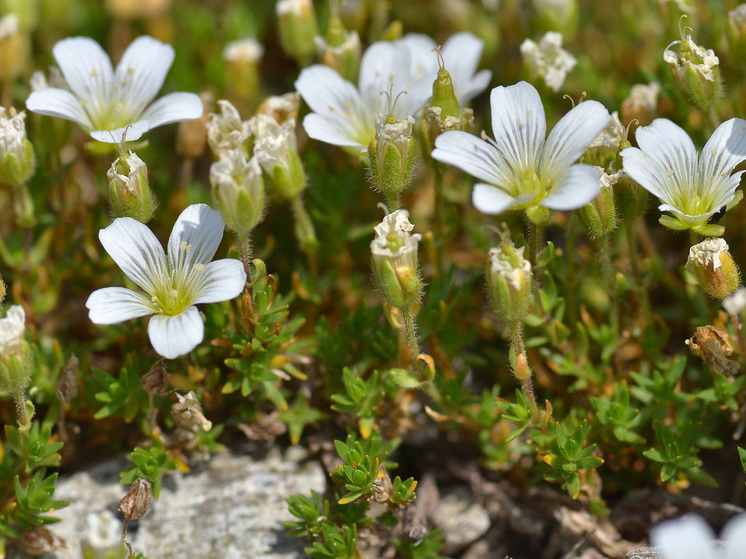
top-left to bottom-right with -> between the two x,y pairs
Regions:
86,287 -> 155,324
192,259 -> 246,304
432,130 -> 506,185
723,513 -> 746,559
53,37 -> 114,127
25,88 -> 94,130
635,119 -> 697,202
139,92 -> 203,129
90,120 -> 151,143
541,100 -> 610,177
113,36 -> 174,118
490,82 -> 546,173
167,204 -> 225,274
620,146 -> 671,202
699,118 -> 746,200
296,65 -> 362,116
472,183 -> 521,214
302,113 -> 366,150
650,515 -> 716,559
541,163 -> 600,210
441,32 -> 491,105
99,217 -> 167,295
147,306 -> 204,359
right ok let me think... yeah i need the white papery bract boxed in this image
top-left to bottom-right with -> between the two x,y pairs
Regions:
26,35 -> 203,144
86,204 -> 246,359
651,513 -> 746,559
431,81 -> 610,216
621,118 -> 746,235
295,32 -> 490,154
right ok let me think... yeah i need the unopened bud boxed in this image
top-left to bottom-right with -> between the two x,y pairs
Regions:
0,305 -> 32,395
277,0 -> 318,66
577,168 -> 617,238
613,168 -> 648,221
223,38 -> 264,105
664,27 -> 722,110
107,151 -> 155,223
0,107 -> 36,187
368,113 -> 416,207
371,209 -> 423,309
209,149 -> 265,237
140,359 -> 169,396
621,83 -> 660,129
0,14 -> 23,82
256,92 -> 300,125
520,31 -> 577,93
514,352 -> 532,380
486,236 -> 532,323
176,91 -> 211,159
686,238 -> 740,299
118,478 -> 152,521
251,114 -> 306,199
315,14 -> 360,82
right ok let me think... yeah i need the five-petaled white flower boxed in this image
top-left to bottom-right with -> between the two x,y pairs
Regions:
86,204 -> 246,359
26,35 -> 203,144
651,513 -> 746,559
621,117 -> 746,235
431,81 -> 611,215
295,32 -> 490,155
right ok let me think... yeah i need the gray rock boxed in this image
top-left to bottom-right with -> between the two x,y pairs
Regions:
8,446 -> 326,559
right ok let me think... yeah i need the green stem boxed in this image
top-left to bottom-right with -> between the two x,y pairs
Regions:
14,390 -> 28,430
433,167 -> 444,243
565,217 -> 578,332
625,220 -> 651,323
237,232 -> 253,285
290,194 -> 319,277
509,321 -> 539,422
599,233 -> 619,342
527,219 -> 547,319
401,304 -> 421,369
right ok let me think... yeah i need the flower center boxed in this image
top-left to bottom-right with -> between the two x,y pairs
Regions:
149,256 -> 206,316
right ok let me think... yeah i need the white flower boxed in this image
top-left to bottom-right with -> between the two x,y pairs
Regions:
651,513 -> 746,559
396,32 -> 492,107
86,204 -> 246,359
520,31 -> 577,93
207,99 -> 252,157
432,81 -> 610,215
621,118 -> 746,233
26,35 -> 203,144
0,305 -> 25,357
295,32 -> 490,154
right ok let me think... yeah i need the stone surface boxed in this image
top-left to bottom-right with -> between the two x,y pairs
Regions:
8,446 -> 326,559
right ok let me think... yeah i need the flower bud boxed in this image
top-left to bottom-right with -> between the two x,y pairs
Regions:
315,13 -> 360,82
686,238 -> 740,299
368,113 -> 416,207
140,359 -> 169,396
176,91 -> 211,160
118,478 -> 152,521
107,151 -> 155,223
621,82 -> 660,130
207,99 -> 253,158
256,92 -> 300,125
0,14 -> 23,82
0,305 -> 32,395
370,209 -> 423,309
276,0 -> 318,66
612,165 -> 648,222
664,29 -> 722,110
209,149 -> 265,238
577,168 -> 617,238
251,114 -> 306,199
520,31 -> 577,93
728,5 -> 746,61
0,107 -> 35,187
223,38 -> 264,105
532,0 -> 579,37
485,238 -> 532,323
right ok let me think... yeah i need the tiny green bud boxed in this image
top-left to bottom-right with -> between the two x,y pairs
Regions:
664,26 -> 722,110
368,112 -> 416,208
486,238 -> 532,323
315,14 -> 361,82
209,149 -> 265,238
577,168 -> 617,238
107,151 -> 155,223
686,238 -> 740,299
371,209 -> 423,309
430,52 -> 460,119
276,0 -> 318,66
613,172 -> 648,222
251,114 -> 307,199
